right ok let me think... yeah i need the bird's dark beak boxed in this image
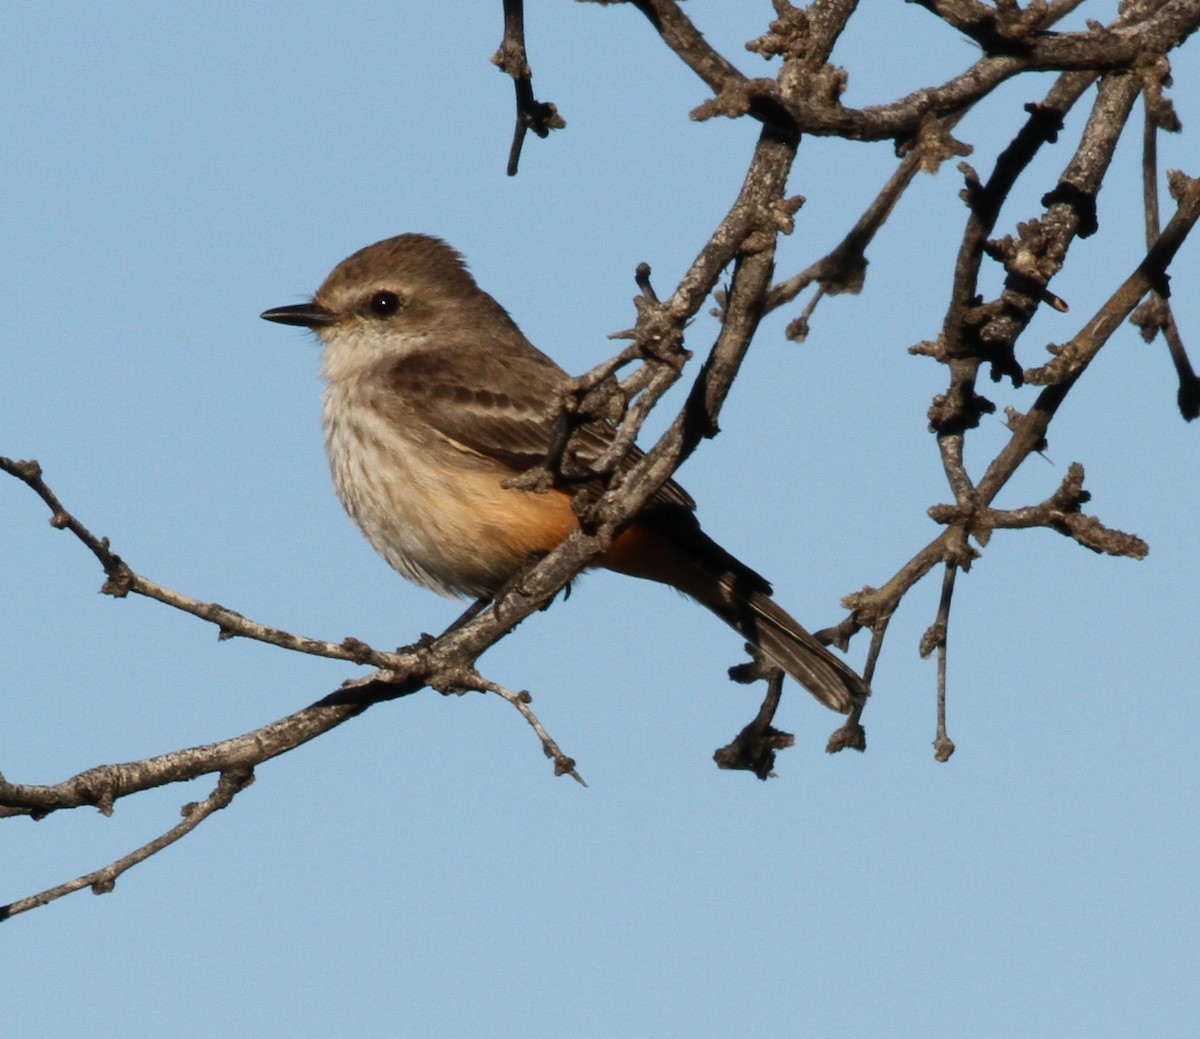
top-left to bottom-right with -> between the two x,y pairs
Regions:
260,301 -> 337,328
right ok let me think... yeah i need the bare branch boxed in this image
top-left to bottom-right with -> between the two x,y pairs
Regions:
766,147 -> 924,319
928,565 -> 958,763
623,0 -> 750,97
1136,92 -> 1200,418
841,172 -> 1199,650
466,675 -> 586,786
0,456 -> 410,670
715,652 -> 793,780
492,0 -> 566,175
909,0 -> 1081,51
1010,171 -> 1200,423
0,769 -> 254,921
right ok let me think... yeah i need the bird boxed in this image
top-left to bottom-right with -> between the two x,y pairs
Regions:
261,233 -> 869,712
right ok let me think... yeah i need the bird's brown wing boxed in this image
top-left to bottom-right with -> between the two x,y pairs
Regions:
385,341 -> 694,510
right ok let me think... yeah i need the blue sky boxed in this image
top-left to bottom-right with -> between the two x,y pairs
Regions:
2,3 -> 1197,1037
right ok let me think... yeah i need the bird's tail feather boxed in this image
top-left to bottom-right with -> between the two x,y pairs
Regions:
601,515 -> 870,713
726,586 -> 869,713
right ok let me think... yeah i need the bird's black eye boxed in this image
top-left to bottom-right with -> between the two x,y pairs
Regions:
367,290 -> 403,317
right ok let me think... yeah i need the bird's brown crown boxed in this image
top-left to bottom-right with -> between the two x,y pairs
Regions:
314,233 -> 481,319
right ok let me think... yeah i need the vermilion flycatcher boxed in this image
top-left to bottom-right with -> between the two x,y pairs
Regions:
261,234 -> 869,712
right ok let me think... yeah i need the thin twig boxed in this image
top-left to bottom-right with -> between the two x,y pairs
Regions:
0,456 -> 415,670
714,656 -> 793,780
492,0 -> 565,175
1,769 -> 254,920
766,148 -> 925,318
928,565 -> 957,763
473,676 -> 586,786
1138,93 -> 1200,418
